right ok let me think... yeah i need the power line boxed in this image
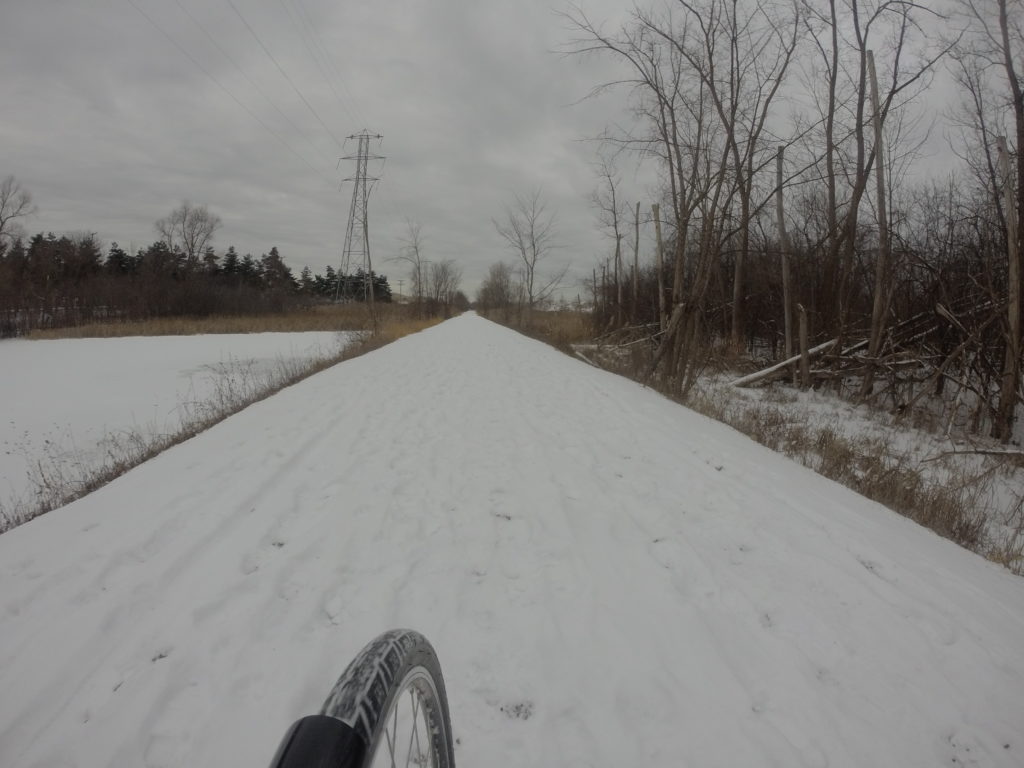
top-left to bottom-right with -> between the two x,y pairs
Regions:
278,0 -> 362,130
279,0 -> 405,234
171,0 -> 334,167
125,0 -> 335,186
291,0 -> 367,129
226,0 -> 344,149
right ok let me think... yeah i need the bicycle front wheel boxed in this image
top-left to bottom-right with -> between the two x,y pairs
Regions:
271,629 -> 455,768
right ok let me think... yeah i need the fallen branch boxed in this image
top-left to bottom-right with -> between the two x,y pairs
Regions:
731,338 -> 838,387
925,448 -> 1024,461
574,350 -> 601,368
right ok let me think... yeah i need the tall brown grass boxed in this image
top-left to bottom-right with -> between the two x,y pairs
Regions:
26,303 -> 420,339
479,308 -> 594,353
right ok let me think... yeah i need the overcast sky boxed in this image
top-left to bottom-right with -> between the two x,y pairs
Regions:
1,0 -> 655,299
2,0 -> 967,300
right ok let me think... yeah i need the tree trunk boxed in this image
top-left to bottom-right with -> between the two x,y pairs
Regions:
799,303 -> 811,389
632,201 -> 640,322
653,203 -> 666,332
861,50 -> 891,399
777,146 -> 795,382
996,135 -> 1021,442
994,0 -> 1024,442
614,235 -> 623,328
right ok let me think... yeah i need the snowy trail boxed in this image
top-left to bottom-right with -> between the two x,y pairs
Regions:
1,314 -> 1023,767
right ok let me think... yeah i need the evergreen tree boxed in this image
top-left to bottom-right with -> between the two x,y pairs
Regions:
239,253 -> 261,286
3,237 -> 27,277
321,265 -> 338,297
372,271 -> 392,302
202,246 -> 219,274
260,246 -> 295,292
221,246 -> 240,277
140,240 -> 177,276
105,242 -> 132,274
68,234 -> 102,283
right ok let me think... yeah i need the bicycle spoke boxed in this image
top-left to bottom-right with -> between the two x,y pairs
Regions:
273,631 -> 452,768
384,697 -> 398,768
403,688 -> 421,768
411,690 -> 426,768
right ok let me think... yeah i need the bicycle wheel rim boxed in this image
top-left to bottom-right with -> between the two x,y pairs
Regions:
365,665 -> 450,768
320,630 -> 455,768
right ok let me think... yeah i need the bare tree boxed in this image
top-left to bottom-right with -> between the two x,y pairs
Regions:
493,189 -> 565,309
802,0 -> 955,340
429,259 -> 463,317
393,218 -> 428,316
591,157 -> 627,326
564,4 -> 714,312
476,261 -> 518,320
953,0 -> 1024,440
566,1 -> 792,390
657,0 -> 801,350
155,201 -> 221,268
0,175 -> 37,247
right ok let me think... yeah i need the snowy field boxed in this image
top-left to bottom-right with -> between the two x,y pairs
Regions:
0,331 -> 352,506
1,314 -> 1022,767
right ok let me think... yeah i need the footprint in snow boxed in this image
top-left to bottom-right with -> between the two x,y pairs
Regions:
240,552 -> 262,575
499,700 -> 534,720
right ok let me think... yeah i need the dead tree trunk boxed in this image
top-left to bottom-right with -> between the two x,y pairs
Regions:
614,234 -> 623,328
861,50 -> 892,399
798,303 -> 811,388
776,146 -> 795,382
996,135 -> 1021,442
653,203 -> 666,332
632,201 -> 641,322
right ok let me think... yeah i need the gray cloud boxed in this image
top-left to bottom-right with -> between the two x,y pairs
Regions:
1,0 -> 644,298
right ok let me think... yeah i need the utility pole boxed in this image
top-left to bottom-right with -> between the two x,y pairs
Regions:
337,131 -> 384,328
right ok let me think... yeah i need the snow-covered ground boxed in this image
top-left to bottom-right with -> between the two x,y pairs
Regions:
698,374 -> 1024,554
0,332 -> 351,506
1,314 -> 1022,768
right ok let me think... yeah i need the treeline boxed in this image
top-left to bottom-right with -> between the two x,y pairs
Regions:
563,0 -> 1023,443
0,231 -> 391,337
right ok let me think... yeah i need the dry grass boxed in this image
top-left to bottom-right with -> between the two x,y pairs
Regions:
25,303 -> 420,339
0,311 -> 446,533
525,310 -> 594,349
480,308 -> 594,353
686,386 -> 992,554
989,524 -> 1024,574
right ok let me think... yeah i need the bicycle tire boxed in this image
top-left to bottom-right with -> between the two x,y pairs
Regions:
269,629 -> 455,768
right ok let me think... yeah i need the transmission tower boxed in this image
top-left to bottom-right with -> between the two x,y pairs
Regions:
336,131 -> 384,309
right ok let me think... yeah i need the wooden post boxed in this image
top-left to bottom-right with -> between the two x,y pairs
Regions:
861,49 -> 891,398
996,135 -> 1021,442
798,303 -> 811,389
776,146 -> 795,383
652,203 -> 666,332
